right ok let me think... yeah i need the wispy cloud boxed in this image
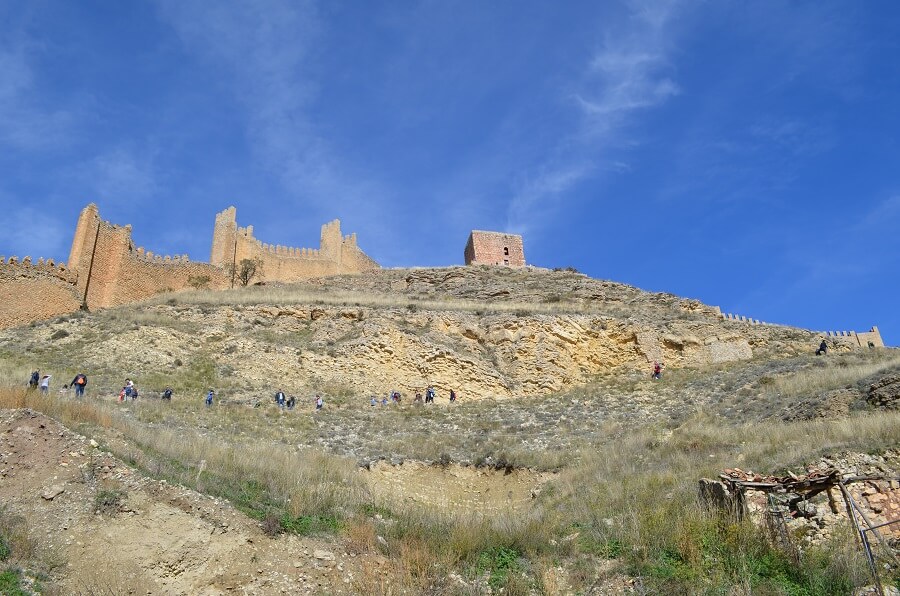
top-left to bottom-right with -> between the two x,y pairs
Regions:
506,0 -> 684,231
0,200 -> 69,261
155,0 -> 385,224
84,147 -> 159,204
0,35 -> 75,150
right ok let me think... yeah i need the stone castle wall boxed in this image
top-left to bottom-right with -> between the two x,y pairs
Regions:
0,203 -> 379,329
464,231 -> 526,267
720,310 -> 885,349
67,204 -> 230,310
210,207 -> 379,282
0,257 -> 82,328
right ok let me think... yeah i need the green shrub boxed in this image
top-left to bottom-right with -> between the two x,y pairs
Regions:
0,569 -> 26,595
94,489 -> 124,515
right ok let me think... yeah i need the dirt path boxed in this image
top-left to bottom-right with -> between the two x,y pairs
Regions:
0,408 -> 383,594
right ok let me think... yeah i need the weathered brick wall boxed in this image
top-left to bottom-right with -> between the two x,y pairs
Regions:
67,204 -> 229,310
464,231 -> 525,266
0,258 -> 81,328
210,207 -> 379,282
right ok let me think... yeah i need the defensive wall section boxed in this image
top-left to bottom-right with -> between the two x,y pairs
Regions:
0,257 -> 81,328
210,207 -> 379,282
0,203 -> 379,329
67,204 -> 229,310
719,309 -> 885,348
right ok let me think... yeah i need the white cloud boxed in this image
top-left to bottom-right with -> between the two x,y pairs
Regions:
87,148 -> 159,203
506,0 -> 684,231
0,42 -> 75,150
1,203 -> 69,262
155,0 -> 384,222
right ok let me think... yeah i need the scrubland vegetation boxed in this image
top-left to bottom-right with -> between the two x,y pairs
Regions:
2,351 -> 899,594
1,267 -> 897,593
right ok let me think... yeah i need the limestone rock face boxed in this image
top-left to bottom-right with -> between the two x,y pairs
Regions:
781,388 -> 860,421
0,266 -> 827,402
867,375 -> 900,409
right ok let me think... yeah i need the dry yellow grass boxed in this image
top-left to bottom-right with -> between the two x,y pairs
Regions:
3,379 -> 899,592
769,353 -> 900,397
144,284 -> 595,316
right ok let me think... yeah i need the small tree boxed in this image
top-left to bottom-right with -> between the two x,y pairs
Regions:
187,274 -> 212,290
233,258 -> 264,287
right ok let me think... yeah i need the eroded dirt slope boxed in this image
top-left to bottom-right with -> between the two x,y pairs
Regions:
0,408 -> 381,595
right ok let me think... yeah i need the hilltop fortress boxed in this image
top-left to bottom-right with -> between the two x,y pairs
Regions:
0,203 -> 886,350
0,204 -> 378,328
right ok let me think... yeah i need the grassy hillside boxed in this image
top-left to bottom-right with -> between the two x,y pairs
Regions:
1,267 -> 897,594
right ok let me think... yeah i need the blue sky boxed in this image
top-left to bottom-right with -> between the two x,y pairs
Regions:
1,1 -> 898,345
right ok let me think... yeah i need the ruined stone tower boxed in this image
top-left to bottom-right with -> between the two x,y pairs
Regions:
464,231 -> 525,267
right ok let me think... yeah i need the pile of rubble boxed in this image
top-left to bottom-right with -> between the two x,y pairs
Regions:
701,452 -> 900,547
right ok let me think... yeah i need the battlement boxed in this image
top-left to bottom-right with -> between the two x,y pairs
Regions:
720,312 -> 884,349
0,255 -> 77,284
210,208 -> 378,282
134,247 -> 191,264
823,326 -> 884,348
720,312 -> 780,326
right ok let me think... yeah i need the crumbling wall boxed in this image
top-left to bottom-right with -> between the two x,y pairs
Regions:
0,257 -> 81,328
209,207 -> 379,282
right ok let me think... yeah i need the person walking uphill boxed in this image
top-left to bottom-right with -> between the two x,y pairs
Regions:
816,339 -> 828,356
40,374 -> 51,395
205,389 -> 214,407
71,373 -> 87,397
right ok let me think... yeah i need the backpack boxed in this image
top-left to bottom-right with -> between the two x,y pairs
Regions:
76,375 -> 86,385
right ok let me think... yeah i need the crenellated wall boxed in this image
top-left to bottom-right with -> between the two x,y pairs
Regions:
66,204 -> 230,310
0,203 -> 380,329
210,207 -> 379,283
0,256 -> 82,328
823,326 -> 884,348
720,311 -> 884,349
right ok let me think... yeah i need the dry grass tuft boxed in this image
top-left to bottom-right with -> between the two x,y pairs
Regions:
769,352 -> 900,397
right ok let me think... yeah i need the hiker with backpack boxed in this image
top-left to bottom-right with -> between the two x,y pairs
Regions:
816,339 -> 828,356
205,389 -> 214,407
70,373 -> 88,397
29,370 -> 40,390
162,387 -> 173,400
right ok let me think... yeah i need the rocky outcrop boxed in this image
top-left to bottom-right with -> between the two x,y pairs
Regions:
867,375 -> 900,409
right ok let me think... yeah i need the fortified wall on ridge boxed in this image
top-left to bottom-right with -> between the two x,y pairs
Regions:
210,207 -> 379,281
0,204 -> 379,329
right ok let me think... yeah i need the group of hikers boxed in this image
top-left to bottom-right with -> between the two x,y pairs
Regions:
27,369 -> 175,403
26,367 -> 325,412
29,370 -> 89,396
271,391 -> 323,410
369,386 -> 458,406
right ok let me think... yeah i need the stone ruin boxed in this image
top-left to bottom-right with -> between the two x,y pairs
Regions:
700,452 -> 900,593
